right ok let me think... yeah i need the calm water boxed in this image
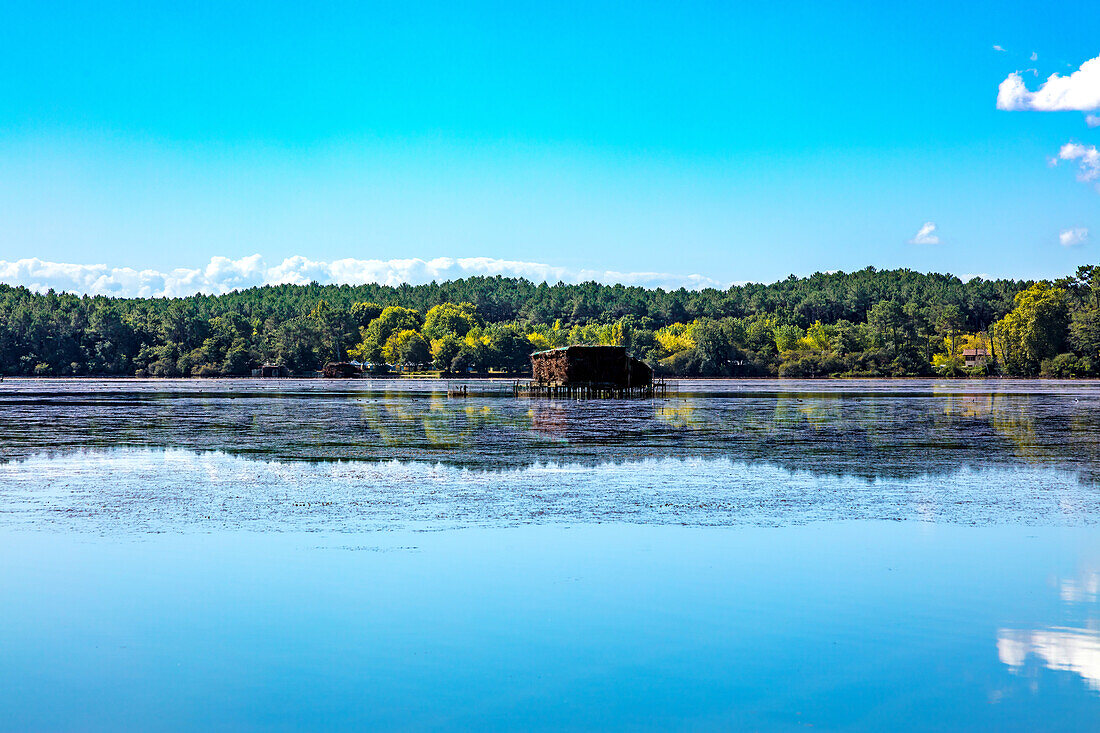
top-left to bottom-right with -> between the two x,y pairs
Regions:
1,378 -> 1099,730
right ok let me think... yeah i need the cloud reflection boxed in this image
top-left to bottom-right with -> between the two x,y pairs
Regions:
998,627 -> 1100,691
1061,573 -> 1100,604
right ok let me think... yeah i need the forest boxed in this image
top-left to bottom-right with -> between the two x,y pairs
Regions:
2,265 -> 1100,378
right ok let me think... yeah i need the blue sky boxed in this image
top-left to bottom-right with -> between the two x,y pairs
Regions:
1,1 -> 1099,294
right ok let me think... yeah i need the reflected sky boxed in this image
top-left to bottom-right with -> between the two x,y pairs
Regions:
1,523 -> 1099,731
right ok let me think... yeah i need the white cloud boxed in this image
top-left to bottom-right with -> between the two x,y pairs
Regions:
1060,228 -> 1089,246
1087,114 -> 1100,128
1030,51 -> 1038,62
0,255 -> 724,297
908,222 -> 941,245
997,54 -> 1100,111
1056,142 -> 1100,185
993,45 -> 1006,52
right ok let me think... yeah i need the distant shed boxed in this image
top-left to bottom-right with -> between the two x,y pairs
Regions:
322,362 -> 362,378
962,348 -> 989,368
254,363 -> 289,378
530,346 -> 652,388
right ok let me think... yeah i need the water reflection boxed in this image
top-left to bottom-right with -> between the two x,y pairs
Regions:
3,522 -> 1098,730
999,568 -> 1100,694
1,449 -> 1097,532
2,379 -> 1100,482
1062,573 -> 1100,604
999,629 -> 1100,692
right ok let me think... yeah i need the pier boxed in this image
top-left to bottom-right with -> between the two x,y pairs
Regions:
513,379 -> 669,399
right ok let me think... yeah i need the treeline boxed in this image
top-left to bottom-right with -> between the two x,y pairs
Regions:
2,265 -> 1099,378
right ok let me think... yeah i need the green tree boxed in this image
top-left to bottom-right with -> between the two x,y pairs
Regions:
383,329 -> 431,368
993,282 -> 1069,375
692,319 -> 736,373
422,302 -> 480,340
773,324 -> 804,352
431,334 -> 465,371
350,301 -> 384,328
485,324 -> 534,372
220,338 -> 252,375
868,300 -> 906,348
1070,309 -> 1100,361
799,320 -> 836,352
936,305 -> 964,359
351,306 -> 423,363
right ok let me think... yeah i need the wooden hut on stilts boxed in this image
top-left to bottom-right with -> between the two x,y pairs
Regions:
515,345 -> 664,399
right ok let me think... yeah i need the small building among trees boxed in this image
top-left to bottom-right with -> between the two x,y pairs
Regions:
962,348 -> 989,369
253,363 -> 290,378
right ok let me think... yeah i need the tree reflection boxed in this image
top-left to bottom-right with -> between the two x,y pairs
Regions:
2,385 -> 1100,481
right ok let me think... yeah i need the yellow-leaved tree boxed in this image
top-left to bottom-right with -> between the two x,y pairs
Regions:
992,282 -> 1068,376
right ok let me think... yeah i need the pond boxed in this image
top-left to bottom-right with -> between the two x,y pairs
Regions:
1,378 -> 1098,730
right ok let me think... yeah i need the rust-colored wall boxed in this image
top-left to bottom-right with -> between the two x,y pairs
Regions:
531,350 -> 570,383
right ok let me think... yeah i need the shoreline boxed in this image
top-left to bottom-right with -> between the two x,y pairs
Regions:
3,374 -> 1100,382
